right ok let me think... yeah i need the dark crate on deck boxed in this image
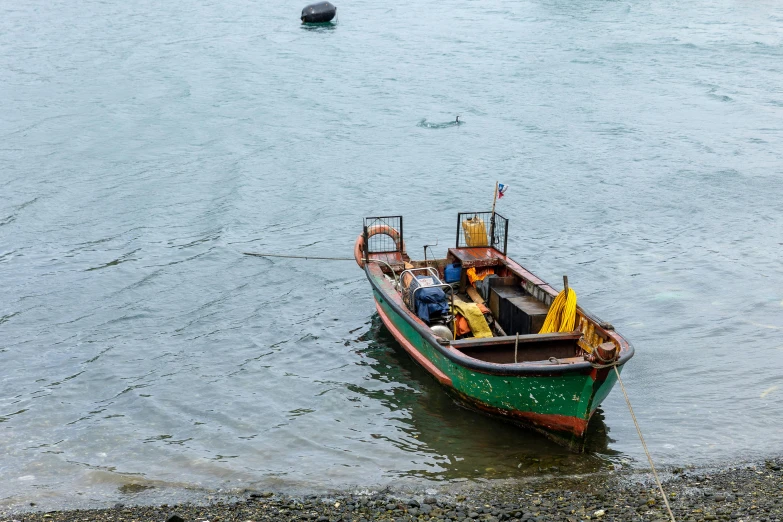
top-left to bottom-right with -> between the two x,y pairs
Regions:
506,296 -> 550,335
490,285 -> 549,335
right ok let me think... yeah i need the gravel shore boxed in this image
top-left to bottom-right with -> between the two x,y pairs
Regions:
5,458 -> 782,522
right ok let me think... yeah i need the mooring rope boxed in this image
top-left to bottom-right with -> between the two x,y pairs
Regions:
243,252 -> 399,284
612,365 -> 677,522
243,252 -> 355,261
246,250 -> 675,521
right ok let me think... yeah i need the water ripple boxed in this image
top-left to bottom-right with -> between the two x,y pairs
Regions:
2,0 -> 783,512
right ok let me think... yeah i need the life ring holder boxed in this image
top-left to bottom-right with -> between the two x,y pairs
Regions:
354,224 -> 405,268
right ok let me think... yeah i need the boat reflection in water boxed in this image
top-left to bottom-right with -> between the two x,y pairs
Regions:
355,315 -> 621,482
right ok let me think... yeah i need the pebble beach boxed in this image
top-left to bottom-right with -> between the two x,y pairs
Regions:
7,458 -> 782,522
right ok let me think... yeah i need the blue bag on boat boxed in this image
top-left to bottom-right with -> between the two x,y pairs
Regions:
414,286 -> 449,323
407,275 -> 449,323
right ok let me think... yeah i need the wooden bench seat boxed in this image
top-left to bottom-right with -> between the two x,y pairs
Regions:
451,332 -> 582,364
451,331 -> 582,349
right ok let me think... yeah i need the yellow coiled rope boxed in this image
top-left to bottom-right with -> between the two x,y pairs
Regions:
538,288 -> 577,334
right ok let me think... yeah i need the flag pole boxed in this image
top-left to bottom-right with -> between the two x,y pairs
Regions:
489,181 -> 498,249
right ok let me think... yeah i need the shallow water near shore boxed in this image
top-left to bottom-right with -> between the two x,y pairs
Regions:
2,0 -> 783,512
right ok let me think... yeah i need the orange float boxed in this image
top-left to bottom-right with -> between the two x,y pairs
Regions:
354,225 -> 404,268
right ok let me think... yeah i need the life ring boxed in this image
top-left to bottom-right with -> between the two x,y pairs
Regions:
354,236 -> 365,267
354,225 -> 405,268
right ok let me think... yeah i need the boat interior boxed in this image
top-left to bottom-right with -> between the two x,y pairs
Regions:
363,213 -> 619,366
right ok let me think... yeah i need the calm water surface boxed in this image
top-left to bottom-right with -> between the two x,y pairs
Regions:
2,0 -> 783,512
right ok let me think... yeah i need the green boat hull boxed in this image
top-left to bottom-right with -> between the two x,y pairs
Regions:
372,286 -> 626,451
357,214 -> 633,451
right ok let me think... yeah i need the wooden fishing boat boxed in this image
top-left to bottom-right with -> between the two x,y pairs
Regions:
355,212 -> 634,451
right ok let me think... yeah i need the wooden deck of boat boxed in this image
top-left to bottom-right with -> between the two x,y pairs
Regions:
448,247 -> 505,268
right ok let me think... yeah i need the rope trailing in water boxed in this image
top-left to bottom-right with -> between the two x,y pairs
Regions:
243,252 -> 355,261
538,288 -> 577,333
249,250 -> 672,518
243,252 -> 399,282
613,365 -> 677,522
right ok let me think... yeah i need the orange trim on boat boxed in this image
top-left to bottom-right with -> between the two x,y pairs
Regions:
374,301 -> 453,387
457,394 -> 590,438
511,410 -> 589,437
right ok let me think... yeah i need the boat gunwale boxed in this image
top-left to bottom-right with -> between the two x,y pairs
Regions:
364,256 -> 634,377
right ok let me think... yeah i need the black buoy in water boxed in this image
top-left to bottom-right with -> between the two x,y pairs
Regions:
301,2 -> 336,23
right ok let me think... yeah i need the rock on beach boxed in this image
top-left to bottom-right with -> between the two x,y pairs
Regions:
5,458 -> 783,522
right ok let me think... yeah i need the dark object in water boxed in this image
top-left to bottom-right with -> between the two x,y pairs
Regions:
301,2 -> 336,23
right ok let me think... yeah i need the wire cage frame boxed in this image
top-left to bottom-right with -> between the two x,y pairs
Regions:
399,267 -> 440,309
455,212 -> 508,255
363,216 -> 404,254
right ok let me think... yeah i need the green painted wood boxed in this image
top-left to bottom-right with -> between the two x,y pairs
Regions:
372,285 -> 625,439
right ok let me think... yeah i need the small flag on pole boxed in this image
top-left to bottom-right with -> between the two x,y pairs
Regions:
497,183 -> 508,199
